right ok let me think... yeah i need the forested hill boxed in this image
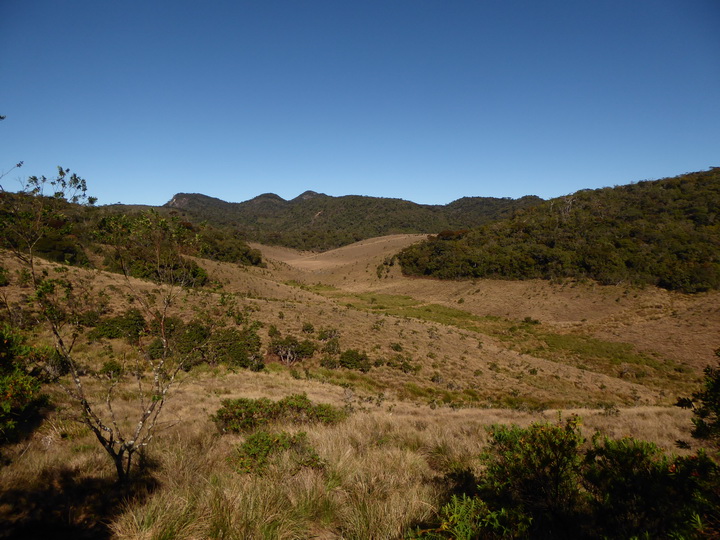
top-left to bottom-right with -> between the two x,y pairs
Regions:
163,191 -> 542,251
397,169 -> 720,293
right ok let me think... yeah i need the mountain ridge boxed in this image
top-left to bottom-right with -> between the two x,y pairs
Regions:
162,190 -> 543,251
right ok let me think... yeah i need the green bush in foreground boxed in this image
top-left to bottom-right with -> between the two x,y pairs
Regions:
0,326 -> 46,443
413,417 -> 718,539
212,393 -> 346,434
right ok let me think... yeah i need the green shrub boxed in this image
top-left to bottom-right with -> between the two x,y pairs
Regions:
478,417 -> 585,537
212,393 -> 346,434
233,430 -> 324,474
269,336 -> 316,365
413,494 -> 530,539
677,349 -> 720,444
415,416 -> 720,539
208,326 -> 263,371
318,327 -> 340,341
88,308 -> 146,344
583,434 -> 713,538
301,322 -> 315,334
321,338 -> 340,355
213,397 -> 278,432
0,326 -> 46,443
339,349 -> 371,372
320,355 -> 339,369
98,359 -> 124,379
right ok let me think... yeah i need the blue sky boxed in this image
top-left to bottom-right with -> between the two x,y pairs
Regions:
1,1 -> 718,206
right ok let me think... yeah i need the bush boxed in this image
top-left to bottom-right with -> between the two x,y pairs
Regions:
677,349 -> 720,444
479,417 -> 584,537
88,309 -> 146,344
212,393 -> 346,434
0,265 -> 9,287
98,359 -> 124,379
0,326 -> 46,443
269,336 -> 316,365
233,430 -> 323,474
320,355 -> 339,369
208,326 -> 263,371
318,327 -> 340,341
583,434 -> 713,538
321,338 -> 340,356
413,494 -> 530,539
339,349 -> 371,372
415,416 -> 720,539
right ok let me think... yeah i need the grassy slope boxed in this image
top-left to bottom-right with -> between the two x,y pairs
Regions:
1,232 -> 716,537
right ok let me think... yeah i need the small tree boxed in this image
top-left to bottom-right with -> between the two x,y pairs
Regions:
677,348 -> 720,445
0,169 -> 207,483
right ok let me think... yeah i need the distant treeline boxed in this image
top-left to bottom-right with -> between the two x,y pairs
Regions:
162,191 -> 543,251
398,169 -> 720,293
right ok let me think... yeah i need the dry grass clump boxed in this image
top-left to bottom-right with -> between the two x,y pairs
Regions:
110,413 -> 445,539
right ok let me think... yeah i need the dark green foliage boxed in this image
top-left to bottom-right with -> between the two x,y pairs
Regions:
677,349 -> 720,444
162,191 -> 542,251
0,168 -> 94,270
213,397 -> 278,432
321,338 -> 340,356
197,226 -> 263,266
207,326 -> 263,371
301,322 -> 315,334
0,326 -> 45,443
33,232 -> 90,266
97,212 -> 209,287
232,430 -> 324,474
320,355 -> 339,369
88,309 -> 146,344
479,418 -> 585,537
583,435 -> 714,538
173,320 -> 211,354
0,265 -> 8,287
146,318 -> 262,370
317,327 -> 340,341
399,169 -> 720,292
212,393 -> 346,434
413,494 -> 530,539
269,335 -> 317,365
339,349 -> 371,372
415,417 -> 719,539
98,359 -> 124,379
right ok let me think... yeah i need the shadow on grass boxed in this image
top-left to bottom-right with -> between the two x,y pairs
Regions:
0,464 -> 158,539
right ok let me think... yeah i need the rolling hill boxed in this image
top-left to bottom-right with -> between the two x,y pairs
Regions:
398,168 -> 720,293
163,190 -> 543,251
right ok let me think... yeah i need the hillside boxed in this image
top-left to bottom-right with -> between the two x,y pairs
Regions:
398,168 -> 720,293
163,190 -> 542,251
1,171 -> 719,538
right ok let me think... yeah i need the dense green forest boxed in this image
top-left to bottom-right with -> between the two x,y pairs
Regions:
160,190 -> 542,251
398,169 -> 720,293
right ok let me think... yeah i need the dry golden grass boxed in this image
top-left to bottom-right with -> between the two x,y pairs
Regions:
1,236 -> 717,538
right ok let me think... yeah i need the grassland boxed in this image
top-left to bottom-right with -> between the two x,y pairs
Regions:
0,234 -> 717,538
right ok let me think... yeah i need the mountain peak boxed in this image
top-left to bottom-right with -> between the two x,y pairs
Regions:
292,190 -> 325,202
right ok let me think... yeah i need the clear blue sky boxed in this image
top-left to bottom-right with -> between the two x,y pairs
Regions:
1,1 -> 718,206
